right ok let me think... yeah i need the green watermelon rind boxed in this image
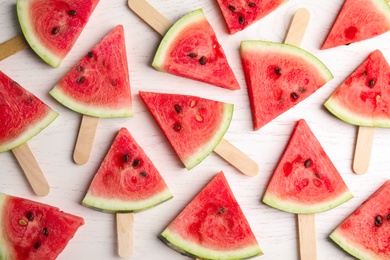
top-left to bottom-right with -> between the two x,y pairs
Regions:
16,0 -> 62,68
0,109 -> 58,153
82,189 -> 173,213
240,40 -> 334,82
262,189 -> 353,214
182,103 -> 234,170
159,228 -> 263,260
152,9 -> 204,71
49,86 -> 133,118
0,194 -> 11,259
324,97 -> 390,128
329,229 -> 379,260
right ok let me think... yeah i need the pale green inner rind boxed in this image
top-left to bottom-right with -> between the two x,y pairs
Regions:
0,194 -> 11,259
372,0 -> 390,24
0,109 -> 58,153
16,0 -> 62,68
160,228 -> 262,259
324,96 -> 390,128
152,9 -> 205,71
182,103 -> 234,170
240,40 -> 334,82
82,189 -> 173,213
262,189 -> 353,214
50,87 -> 133,118
330,229 -> 378,260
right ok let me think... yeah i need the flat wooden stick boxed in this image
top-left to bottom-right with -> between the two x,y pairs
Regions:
73,115 -> 99,165
0,35 -> 29,61
297,214 -> 317,260
353,126 -> 375,174
117,213 -> 134,259
214,139 -> 258,176
284,8 -> 310,46
127,0 -> 172,35
12,143 -> 50,196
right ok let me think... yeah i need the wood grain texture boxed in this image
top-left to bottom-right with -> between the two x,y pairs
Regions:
297,214 -> 317,260
353,126 -> 375,174
73,115 -> 99,165
117,213 -> 134,259
0,35 -> 29,61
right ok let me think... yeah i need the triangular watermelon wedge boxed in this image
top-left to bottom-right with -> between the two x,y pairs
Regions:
0,193 -> 84,259
240,41 -> 333,131
330,180 -> 390,259
263,119 -> 353,214
152,9 -> 240,91
139,91 -> 233,170
17,0 -> 100,67
50,25 -> 132,118
159,171 -> 262,259
321,0 -> 390,49
0,71 -> 58,153
325,49 -> 390,127
215,0 -> 288,34
82,128 -> 172,213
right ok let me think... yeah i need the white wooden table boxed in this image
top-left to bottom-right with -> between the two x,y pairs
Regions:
1,0 -> 389,259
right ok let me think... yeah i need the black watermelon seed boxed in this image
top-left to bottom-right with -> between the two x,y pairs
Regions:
132,159 -> 140,167
77,76 -> 85,84
248,2 -> 256,7
369,79 -> 376,87
291,92 -> 299,100
43,228 -> 49,237
238,16 -> 245,25
174,104 -> 182,113
87,52 -> 94,58
51,27 -> 59,34
304,159 -> 311,168
188,53 -> 197,58
218,207 -> 226,214
314,173 -> 321,179
26,212 -> 34,221
387,214 -> 390,221
68,10 -> 77,16
34,242 -> 41,249
228,5 -> 236,12
199,56 -> 207,65
140,171 -> 147,177
275,67 -> 281,75
173,124 -> 182,131
375,215 -> 383,227
124,154 -> 129,162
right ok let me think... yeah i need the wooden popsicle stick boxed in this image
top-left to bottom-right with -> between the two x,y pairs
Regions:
117,213 -> 134,259
12,143 -> 50,196
214,139 -> 258,176
128,0 -> 259,176
0,34 -> 29,61
353,126 -> 375,174
283,8 -> 316,260
73,115 -> 99,165
297,214 -> 317,260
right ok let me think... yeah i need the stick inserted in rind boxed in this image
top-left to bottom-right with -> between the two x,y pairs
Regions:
12,143 -> 50,196
353,126 -> 375,174
117,213 -> 134,259
73,115 -> 99,165
0,35 -> 29,62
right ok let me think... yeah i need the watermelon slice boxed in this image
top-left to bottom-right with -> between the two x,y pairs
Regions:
324,50 -> 390,127
152,9 -> 240,91
263,119 -> 353,214
215,0 -> 288,34
330,180 -> 390,259
82,127 -> 172,212
159,171 -> 262,259
139,91 -> 233,170
17,0 -> 100,67
321,0 -> 390,49
240,41 -> 333,131
0,193 -> 84,260
0,71 -> 58,153
50,25 -> 132,118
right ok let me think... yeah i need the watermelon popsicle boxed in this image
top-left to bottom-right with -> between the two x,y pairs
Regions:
0,71 -> 58,196
81,128 -> 173,258
49,25 -> 132,165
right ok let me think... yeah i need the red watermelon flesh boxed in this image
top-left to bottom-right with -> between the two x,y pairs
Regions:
50,25 -> 132,118
321,0 -> 390,49
263,119 -> 353,214
152,9 -> 240,91
139,91 -> 233,170
215,0 -> 288,34
330,180 -> 390,260
0,193 -> 84,260
159,171 -> 262,259
0,71 -> 58,153
324,49 -> 390,127
82,128 -> 172,213
17,0 -> 100,67
240,41 -> 333,131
